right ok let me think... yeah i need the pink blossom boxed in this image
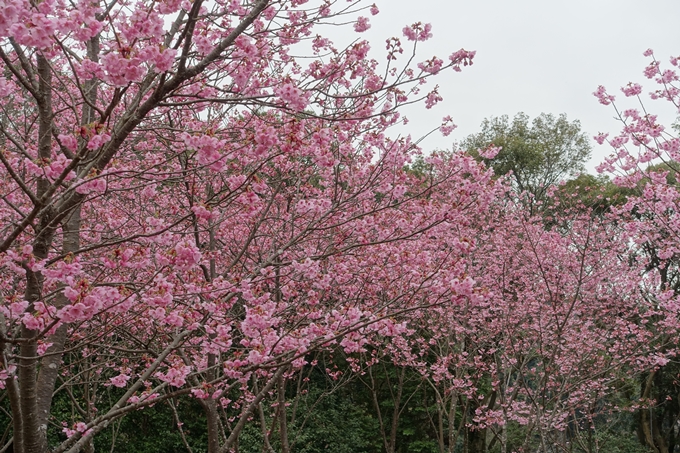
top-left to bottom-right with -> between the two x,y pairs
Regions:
58,134 -> 78,152
151,47 -> 177,72
100,52 -> 145,86
354,16 -> 371,33
593,132 -> 609,145
173,241 -> 201,271
653,355 -> 670,367
63,421 -> 92,438
0,0 -> 22,38
254,125 -> 279,156
593,85 -> 615,105
156,365 -> 191,387
119,8 -> 164,41
21,313 -> 44,331
263,6 -> 277,20
403,22 -> 432,42
110,374 -> 131,388
23,158 -> 43,178
58,303 -> 92,323
449,49 -> 476,72
0,365 -> 16,390
45,155 -> 74,181
479,146 -> 501,159
621,82 -> 642,97
191,388 -> 210,399
66,7 -> 104,42
182,133 -> 226,170
234,35 -> 258,58
0,77 -> 11,97
392,184 -> 407,199
76,59 -> 106,81
275,82 -> 308,111
192,205 -> 216,221
163,311 -> 184,327
247,349 -> 268,365
644,61 -> 660,79
150,307 -> 166,319
10,13 -> 56,48
659,69 -> 678,83
75,175 -> 107,195
87,133 -> 111,150
425,89 -> 442,109
141,184 -> 157,199
37,341 -> 53,356
226,174 -> 247,191
45,260 -> 83,282
440,116 -> 457,136
609,135 -> 628,148
417,57 -> 444,75
9,301 -> 29,319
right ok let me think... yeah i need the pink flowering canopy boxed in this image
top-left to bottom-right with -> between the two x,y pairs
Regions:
594,49 -> 680,340
0,0 -> 489,451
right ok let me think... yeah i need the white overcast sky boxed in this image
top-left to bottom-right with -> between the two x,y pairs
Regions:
354,0 -> 680,172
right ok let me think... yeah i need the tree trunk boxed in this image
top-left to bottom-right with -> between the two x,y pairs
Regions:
467,427 -> 487,453
204,399 -> 222,453
278,374 -> 290,453
13,51 -> 55,453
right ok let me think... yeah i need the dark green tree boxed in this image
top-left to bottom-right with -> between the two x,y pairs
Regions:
462,112 -> 591,213
545,173 -> 632,223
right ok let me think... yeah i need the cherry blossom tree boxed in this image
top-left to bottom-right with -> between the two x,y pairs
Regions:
0,0 -> 481,452
594,48 -> 680,453
386,193 -> 658,453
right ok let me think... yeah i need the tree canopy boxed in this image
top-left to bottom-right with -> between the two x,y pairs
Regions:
463,112 -> 591,211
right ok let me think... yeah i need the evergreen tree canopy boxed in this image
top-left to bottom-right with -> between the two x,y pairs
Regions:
463,112 -> 591,210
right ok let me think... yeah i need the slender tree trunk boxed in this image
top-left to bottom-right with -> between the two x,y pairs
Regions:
434,390 -> 445,453
639,371 -> 664,453
201,348 -> 224,453
278,374 -> 290,453
448,392 -> 459,453
204,399 -> 222,453
387,367 -> 405,453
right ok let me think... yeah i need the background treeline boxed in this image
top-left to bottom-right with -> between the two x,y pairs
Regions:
4,352 -> 655,453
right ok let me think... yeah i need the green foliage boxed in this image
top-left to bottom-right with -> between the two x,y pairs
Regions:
634,364 -> 680,453
486,421 -> 536,453
42,387 -> 209,453
593,429 -> 650,453
352,362 -> 443,453
287,391 -> 381,453
463,112 -> 591,211
95,398 -> 209,453
3,364 -> 649,453
548,173 -> 632,218
230,359 -> 383,453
